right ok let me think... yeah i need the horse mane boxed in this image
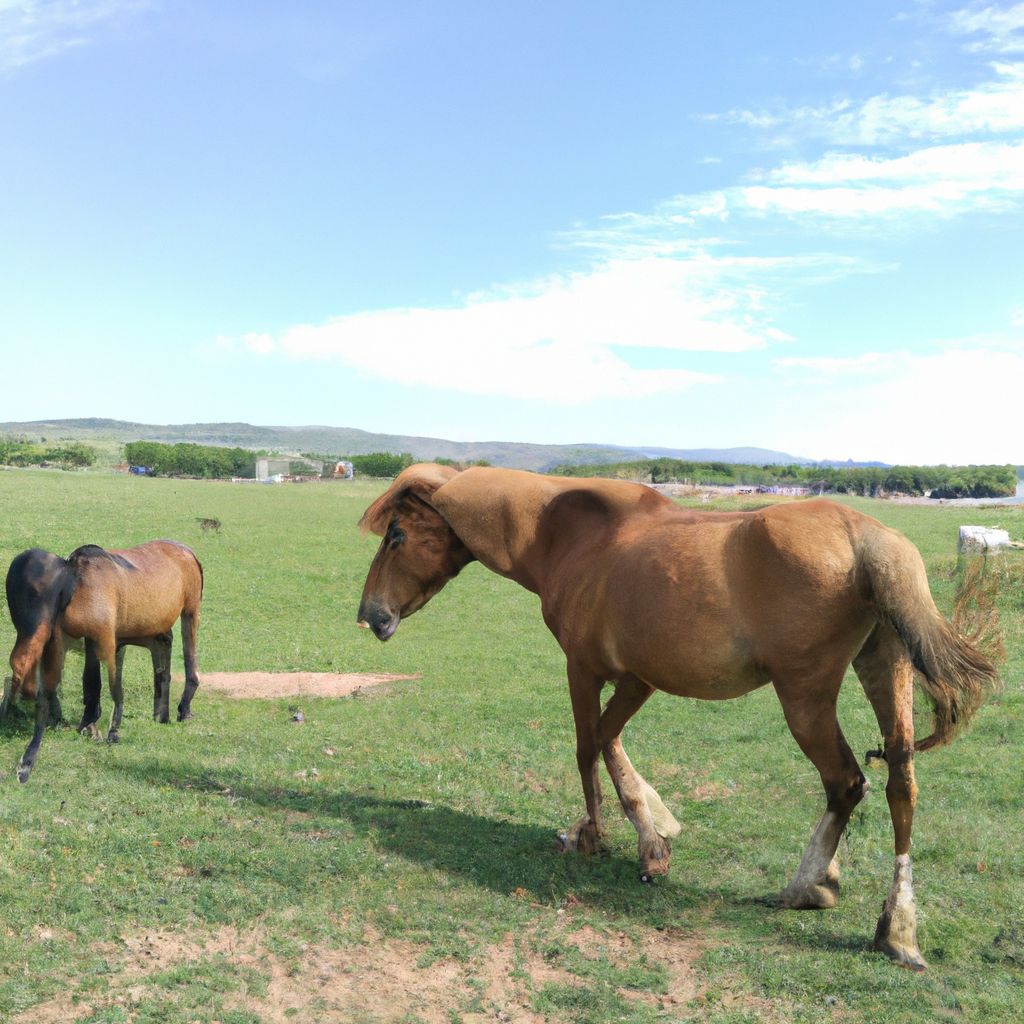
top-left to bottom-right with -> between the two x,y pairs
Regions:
67,544 -> 137,573
359,463 -> 460,536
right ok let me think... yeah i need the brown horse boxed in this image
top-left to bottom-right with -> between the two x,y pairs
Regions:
3,541 -> 204,782
357,463 -> 999,971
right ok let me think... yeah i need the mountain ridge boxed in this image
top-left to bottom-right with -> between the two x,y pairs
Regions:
0,418 -> 876,472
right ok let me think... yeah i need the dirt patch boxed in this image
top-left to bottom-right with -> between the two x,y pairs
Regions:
172,671 -> 421,700
15,919 -> 705,1024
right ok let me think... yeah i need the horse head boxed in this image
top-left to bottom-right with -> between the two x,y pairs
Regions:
357,464 -> 473,641
3,549 -> 75,714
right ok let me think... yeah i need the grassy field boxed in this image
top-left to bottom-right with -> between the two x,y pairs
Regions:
0,467 -> 1022,1023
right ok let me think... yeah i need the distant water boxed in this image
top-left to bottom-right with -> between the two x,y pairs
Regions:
932,481 -> 1024,507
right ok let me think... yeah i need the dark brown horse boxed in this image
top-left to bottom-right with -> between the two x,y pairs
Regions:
357,463 -> 999,971
3,541 -> 204,781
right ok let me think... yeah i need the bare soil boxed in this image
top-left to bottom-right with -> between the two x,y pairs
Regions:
172,671 -> 421,700
15,917 -> 710,1023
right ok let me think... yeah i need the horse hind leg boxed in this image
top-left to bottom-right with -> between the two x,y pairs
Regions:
149,633 -> 173,723
853,624 -> 926,971
775,671 -> 868,910
177,611 -> 200,721
91,635 -> 123,744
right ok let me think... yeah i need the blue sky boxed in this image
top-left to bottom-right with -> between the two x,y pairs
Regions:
2,1 -> 1022,464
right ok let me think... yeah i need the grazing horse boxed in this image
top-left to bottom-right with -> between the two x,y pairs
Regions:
356,464 -> 999,971
3,541 -> 204,782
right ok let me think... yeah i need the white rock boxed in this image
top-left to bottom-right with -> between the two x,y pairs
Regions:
958,525 -> 1011,553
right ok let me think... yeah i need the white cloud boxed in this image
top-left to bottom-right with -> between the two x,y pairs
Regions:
709,61 -> 1024,144
735,139 -> 1024,217
775,352 -> 895,374
662,136 -> 1024,224
0,0 -> 148,71
230,257 -> 804,402
774,343 -> 1024,463
767,139 -> 1024,185
241,332 -> 275,354
949,2 -> 1024,54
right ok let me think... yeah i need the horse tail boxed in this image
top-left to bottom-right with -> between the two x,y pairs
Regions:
4,549 -> 77,683
858,525 -> 1000,751
182,544 -> 204,607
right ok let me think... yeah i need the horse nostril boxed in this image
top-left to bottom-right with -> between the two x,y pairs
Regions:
357,601 -> 399,641
370,607 -> 398,641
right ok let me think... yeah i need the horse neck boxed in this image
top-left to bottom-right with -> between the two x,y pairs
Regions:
433,470 -> 566,595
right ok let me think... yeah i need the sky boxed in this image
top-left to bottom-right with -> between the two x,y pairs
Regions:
1,1 -> 1023,465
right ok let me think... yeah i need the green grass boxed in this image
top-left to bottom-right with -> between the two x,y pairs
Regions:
0,468 -> 1022,1022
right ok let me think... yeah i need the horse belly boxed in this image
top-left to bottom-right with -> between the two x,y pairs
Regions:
613,624 -> 768,700
114,575 -> 185,639
594,568 -> 768,701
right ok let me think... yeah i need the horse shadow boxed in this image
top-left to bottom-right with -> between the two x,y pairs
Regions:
118,759 -> 874,956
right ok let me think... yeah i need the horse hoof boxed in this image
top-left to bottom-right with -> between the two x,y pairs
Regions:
16,764 -> 32,784
779,881 -> 839,910
640,872 -> 655,884
874,936 -> 927,972
106,732 -> 120,745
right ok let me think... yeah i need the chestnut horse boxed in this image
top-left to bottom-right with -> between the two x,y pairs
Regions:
3,541 -> 204,782
357,463 -> 998,971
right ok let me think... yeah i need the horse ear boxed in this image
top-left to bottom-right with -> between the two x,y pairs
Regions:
358,463 -> 461,536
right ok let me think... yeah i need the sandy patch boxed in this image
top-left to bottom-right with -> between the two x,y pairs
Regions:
15,918 -> 706,1024
172,671 -> 421,699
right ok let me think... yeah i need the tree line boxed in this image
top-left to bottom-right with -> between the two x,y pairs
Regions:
124,441 -> 257,478
13,434 -> 1015,498
124,443 -> 426,480
0,437 -> 96,469
300,452 -> 491,477
548,458 -> 1018,499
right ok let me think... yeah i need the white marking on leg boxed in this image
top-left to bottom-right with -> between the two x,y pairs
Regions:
882,854 -> 919,949
793,812 -> 838,886
781,811 -> 844,907
641,778 -> 681,839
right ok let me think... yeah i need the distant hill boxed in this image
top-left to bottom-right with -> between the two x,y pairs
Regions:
0,418 -> 847,472
618,445 -> 815,465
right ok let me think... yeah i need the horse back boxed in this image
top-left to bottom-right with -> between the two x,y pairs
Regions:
63,540 -> 203,639
541,498 -> 876,698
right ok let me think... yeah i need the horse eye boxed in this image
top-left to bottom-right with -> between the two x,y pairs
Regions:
387,523 -> 406,549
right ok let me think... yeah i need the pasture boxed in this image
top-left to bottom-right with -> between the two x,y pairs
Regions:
0,468 -> 1022,1023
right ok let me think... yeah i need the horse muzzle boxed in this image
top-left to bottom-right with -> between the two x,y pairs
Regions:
356,602 -> 400,642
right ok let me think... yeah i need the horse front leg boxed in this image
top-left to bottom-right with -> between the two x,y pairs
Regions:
14,631 -> 67,780
41,629 -> 66,725
775,674 -> 867,911
600,676 -> 679,881
77,639 -> 103,737
558,663 -> 607,856
16,661 -> 49,783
